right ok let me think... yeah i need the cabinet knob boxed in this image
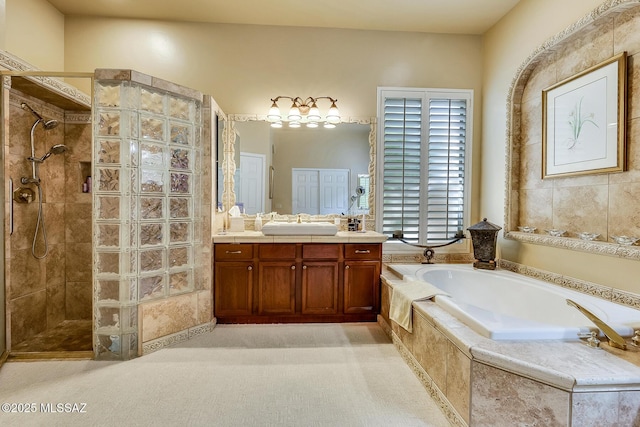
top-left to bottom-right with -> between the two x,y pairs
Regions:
291,265 -> 296,270
345,265 -> 350,270
247,266 -> 253,271
302,265 -> 307,270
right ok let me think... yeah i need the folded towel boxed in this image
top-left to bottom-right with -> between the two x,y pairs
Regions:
389,279 -> 450,333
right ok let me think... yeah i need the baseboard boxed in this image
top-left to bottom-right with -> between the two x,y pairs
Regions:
141,320 -> 217,356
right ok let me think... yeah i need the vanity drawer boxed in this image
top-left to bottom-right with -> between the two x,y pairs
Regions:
258,243 -> 296,259
344,244 -> 381,260
215,244 -> 254,260
302,244 -> 341,259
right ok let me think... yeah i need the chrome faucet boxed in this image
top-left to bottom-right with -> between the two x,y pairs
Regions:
566,299 -> 627,350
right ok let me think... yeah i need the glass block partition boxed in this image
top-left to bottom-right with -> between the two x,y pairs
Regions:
93,72 -> 204,360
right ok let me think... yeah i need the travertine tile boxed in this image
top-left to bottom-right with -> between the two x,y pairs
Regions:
520,97 -> 542,147
471,361 -> 570,427
412,313 -> 447,392
627,54 -> 640,121
43,202 -> 65,245
66,282 -> 92,320
446,341 -> 471,424
572,391 -> 619,426
65,243 -> 92,282
610,117 -> 640,184
9,248 -> 45,299
555,17 -> 615,82
522,54 -> 557,104
608,182 -> 640,238
197,290 -> 213,324
519,142 -> 552,190
65,202 -> 92,243
552,185 -> 609,238
10,290 -> 47,345
47,282 -> 66,327
141,293 -> 198,342
519,188 -> 553,230
614,6 -> 640,56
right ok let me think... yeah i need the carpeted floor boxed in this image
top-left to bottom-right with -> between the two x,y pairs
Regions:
0,323 -> 452,427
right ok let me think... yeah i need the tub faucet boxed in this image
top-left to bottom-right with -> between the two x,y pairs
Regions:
393,229 -> 466,264
566,299 -> 627,350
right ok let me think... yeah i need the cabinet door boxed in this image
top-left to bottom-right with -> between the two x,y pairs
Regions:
343,260 -> 380,314
258,261 -> 296,315
214,261 -> 254,316
301,262 -> 339,314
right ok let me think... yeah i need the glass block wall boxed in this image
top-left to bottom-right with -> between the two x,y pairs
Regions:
93,72 -> 204,360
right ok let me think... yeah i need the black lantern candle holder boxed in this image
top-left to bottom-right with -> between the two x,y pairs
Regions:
467,218 -> 501,270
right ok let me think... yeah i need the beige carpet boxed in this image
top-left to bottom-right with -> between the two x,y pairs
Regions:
0,323 -> 452,427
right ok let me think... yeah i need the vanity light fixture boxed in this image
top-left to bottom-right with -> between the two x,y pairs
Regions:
267,96 -> 340,128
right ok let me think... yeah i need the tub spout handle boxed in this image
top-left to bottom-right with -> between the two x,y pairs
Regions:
566,299 -> 627,350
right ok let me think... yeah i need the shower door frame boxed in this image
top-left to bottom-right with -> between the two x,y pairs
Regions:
0,70 -> 94,362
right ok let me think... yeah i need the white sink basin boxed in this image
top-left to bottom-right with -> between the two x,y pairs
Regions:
261,221 -> 338,236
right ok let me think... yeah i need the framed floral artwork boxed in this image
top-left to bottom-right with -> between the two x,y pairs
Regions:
542,52 -> 627,178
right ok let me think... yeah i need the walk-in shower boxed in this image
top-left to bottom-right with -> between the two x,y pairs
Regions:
20,102 -> 66,259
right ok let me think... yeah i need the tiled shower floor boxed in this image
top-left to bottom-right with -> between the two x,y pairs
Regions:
11,320 -> 93,353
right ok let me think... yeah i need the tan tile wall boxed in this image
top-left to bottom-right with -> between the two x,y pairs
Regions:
516,8 -> 640,240
5,92 -> 92,346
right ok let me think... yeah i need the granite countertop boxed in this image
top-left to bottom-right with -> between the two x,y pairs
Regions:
212,230 -> 388,243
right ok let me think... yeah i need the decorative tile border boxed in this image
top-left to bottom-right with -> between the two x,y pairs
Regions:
142,321 -> 215,355
499,259 -> 640,310
0,50 -> 91,107
377,315 -> 468,427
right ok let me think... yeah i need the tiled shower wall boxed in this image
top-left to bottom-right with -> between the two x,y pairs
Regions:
5,90 -> 92,347
93,70 -> 212,360
515,5 -> 640,239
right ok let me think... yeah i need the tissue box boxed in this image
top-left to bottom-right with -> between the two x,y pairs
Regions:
229,217 -> 245,232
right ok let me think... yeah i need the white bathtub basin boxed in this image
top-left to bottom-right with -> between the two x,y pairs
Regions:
261,221 -> 338,236
389,264 -> 640,341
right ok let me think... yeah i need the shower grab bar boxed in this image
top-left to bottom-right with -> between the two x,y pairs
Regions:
566,299 -> 627,350
9,178 -> 13,235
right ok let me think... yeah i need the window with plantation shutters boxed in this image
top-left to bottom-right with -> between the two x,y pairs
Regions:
377,88 -> 472,246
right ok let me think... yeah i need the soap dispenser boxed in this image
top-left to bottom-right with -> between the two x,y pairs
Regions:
254,213 -> 263,231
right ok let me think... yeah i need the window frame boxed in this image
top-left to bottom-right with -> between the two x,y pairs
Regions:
375,87 -> 474,252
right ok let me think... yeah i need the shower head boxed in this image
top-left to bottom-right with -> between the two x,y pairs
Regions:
22,102 -> 58,130
39,144 -> 67,162
43,120 -> 59,130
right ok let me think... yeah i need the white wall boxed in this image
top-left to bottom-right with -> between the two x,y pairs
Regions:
482,0 -> 639,291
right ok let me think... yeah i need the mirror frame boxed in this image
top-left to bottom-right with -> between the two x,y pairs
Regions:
503,0 -> 640,261
220,114 -> 377,220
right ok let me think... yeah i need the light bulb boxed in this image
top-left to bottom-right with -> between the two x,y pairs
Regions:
326,101 -> 340,124
323,122 -> 336,129
267,101 -> 281,122
289,121 -> 301,128
306,122 -> 319,128
270,121 -> 283,128
307,101 -> 321,122
288,102 -> 302,121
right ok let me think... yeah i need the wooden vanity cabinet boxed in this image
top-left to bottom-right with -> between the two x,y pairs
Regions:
343,244 -> 382,314
213,242 -> 382,323
214,244 -> 254,317
257,244 -> 297,315
300,244 -> 340,315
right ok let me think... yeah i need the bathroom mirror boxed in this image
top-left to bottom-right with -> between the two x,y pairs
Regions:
219,114 -> 376,217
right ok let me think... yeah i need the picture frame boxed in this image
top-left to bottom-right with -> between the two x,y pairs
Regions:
542,52 -> 627,178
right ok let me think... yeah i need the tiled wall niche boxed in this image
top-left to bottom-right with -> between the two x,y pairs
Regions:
506,1 -> 640,256
93,70 -> 213,360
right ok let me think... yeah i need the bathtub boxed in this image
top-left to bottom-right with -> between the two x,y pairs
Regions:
388,264 -> 640,341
